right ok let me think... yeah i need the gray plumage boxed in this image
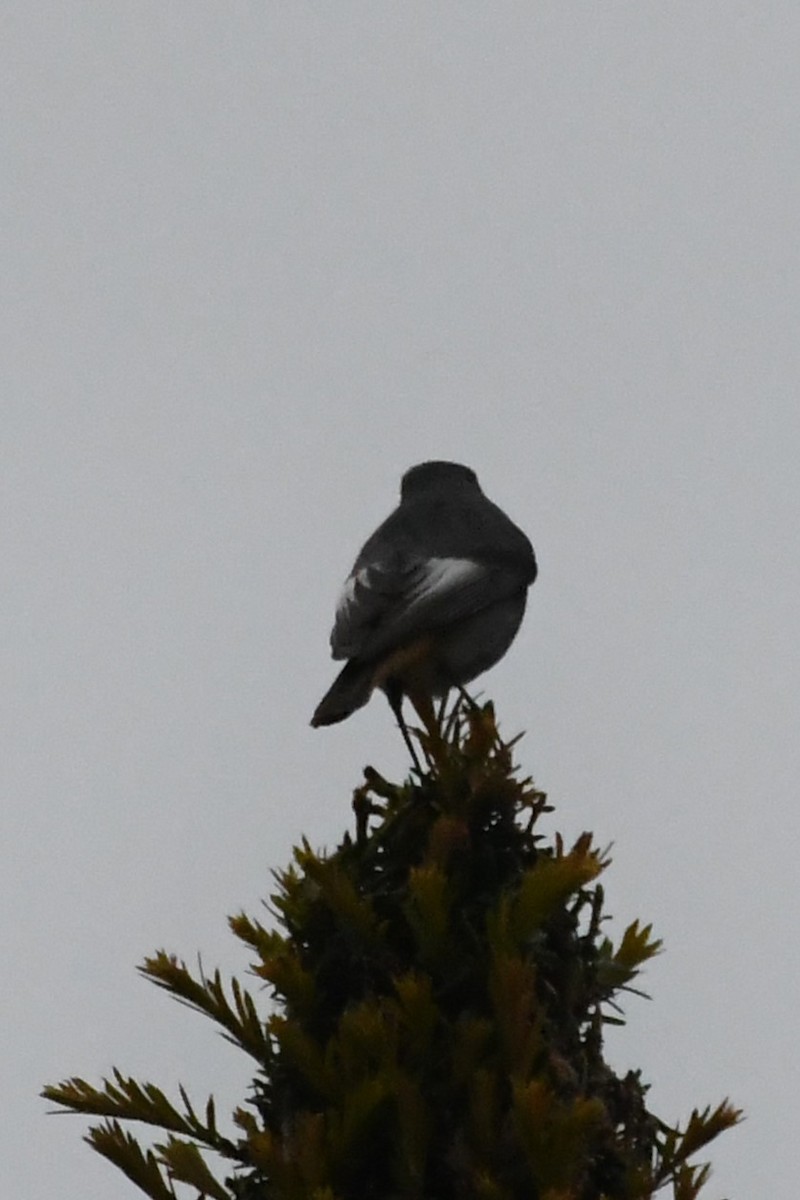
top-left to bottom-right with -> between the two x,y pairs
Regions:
311,461 -> 537,727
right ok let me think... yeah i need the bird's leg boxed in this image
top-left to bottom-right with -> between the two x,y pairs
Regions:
454,685 -> 486,741
385,679 -> 423,773
457,684 -> 481,712
442,688 -> 463,740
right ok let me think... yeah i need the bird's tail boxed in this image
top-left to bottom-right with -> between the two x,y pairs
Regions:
310,660 -> 376,727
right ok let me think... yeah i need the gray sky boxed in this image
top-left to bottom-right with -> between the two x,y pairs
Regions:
4,5 -> 799,1196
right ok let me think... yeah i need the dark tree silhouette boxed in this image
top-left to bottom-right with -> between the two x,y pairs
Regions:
44,701 -> 739,1199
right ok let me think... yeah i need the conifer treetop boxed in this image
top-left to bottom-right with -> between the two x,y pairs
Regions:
44,699 -> 740,1200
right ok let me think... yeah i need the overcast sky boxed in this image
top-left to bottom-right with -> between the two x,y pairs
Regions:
4,5 -> 799,1197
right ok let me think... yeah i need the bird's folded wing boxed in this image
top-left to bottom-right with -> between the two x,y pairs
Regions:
330,554 -> 526,660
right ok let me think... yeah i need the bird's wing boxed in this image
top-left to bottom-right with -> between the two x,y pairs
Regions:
330,552 -> 524,661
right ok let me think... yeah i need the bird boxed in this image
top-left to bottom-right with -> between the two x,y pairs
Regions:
310,461 -> 537,752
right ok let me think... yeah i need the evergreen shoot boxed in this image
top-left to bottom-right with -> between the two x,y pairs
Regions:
44,700 -> 740,1199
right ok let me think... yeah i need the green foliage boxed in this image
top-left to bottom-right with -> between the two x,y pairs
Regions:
44,701 -> 740,1199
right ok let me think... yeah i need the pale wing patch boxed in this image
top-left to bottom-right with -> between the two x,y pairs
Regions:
405,557 -> 484,606
335,565 -> 372,621
335,556 -> 482,622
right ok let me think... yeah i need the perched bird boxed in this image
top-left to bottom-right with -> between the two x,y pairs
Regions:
311,461 -> 536,748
